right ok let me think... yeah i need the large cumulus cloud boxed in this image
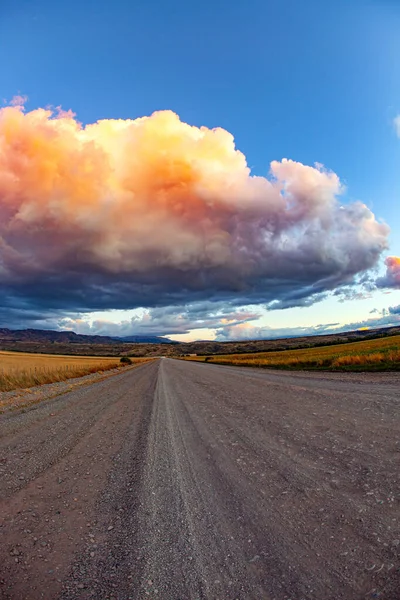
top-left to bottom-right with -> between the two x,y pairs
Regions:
0,101 -> 390,316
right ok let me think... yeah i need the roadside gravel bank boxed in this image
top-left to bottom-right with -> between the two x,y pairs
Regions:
0,365 -> 139,414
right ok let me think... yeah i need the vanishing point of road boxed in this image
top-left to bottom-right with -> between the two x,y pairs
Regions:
0,359 -> 399,599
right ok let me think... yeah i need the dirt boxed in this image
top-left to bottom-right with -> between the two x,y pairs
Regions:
0,358 -> 399,599
0,366 -> 133,414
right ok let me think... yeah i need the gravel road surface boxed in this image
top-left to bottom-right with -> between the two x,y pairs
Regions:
0,358 -> 399,600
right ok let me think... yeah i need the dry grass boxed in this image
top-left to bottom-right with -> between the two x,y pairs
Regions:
185,335 -> 400,371
0,351 -> 148,391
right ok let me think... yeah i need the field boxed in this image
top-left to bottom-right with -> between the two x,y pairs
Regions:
1,325 -> 400,358
185,334 -> 400,371
0,351 -> 144,392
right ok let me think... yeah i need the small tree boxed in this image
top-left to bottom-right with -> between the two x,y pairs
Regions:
120,356 -> 133,365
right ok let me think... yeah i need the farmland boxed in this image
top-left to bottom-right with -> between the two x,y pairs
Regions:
0,351 -> 142,392
185,334 -> 400,371
1,325 -> 400,358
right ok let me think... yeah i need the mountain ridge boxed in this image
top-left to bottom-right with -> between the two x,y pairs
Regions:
0,328 -> 174,345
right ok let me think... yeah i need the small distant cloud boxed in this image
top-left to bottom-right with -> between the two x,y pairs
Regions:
377,256 -> 400,289
10,95 -> 28,107
55,106 -> 76,119
216,312 -> 400,341
394,115 -> 400,137
334,287 -> 372,303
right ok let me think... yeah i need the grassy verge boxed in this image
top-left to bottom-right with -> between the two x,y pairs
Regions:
184,335 -> 400,371
0,352 -> 151,392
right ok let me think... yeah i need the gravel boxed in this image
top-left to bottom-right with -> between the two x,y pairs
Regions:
0,366 -> 128,414
0,358 -> 399,599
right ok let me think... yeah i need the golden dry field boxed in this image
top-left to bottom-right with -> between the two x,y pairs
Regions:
185,334 -> 400,371
0,351 -> 147,391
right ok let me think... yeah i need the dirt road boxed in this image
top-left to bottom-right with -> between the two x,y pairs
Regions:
0,359 -> 399,599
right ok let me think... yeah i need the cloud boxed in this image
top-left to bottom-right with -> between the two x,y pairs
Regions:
216,313 -> 400,341
58,303 -> 261,338
333,286 -> 373,302
9,95 -> 28,107
0,100 -> 390,318
394,115 -> 400,137
377,256 -> 400,289
62,300 -> 400,341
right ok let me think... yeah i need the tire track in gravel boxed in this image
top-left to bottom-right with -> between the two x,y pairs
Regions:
60,362 -> 158,600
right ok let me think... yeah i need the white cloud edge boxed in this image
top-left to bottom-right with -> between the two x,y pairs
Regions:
394,115 -> 400,137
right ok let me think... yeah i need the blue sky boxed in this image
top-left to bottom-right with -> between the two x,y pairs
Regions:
0,0 -> 400,340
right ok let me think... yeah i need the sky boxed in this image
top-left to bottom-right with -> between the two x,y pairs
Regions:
0,0 -> 399,341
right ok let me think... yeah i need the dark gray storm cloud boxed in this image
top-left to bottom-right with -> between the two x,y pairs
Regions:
389,304 -> 400,315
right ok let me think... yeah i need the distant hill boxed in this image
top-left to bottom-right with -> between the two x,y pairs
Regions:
116,335 -> 177,344
0,328 -> 175,346
0,324 -> 398,358
176,325 -> 400,356
0,328 -> 117,344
